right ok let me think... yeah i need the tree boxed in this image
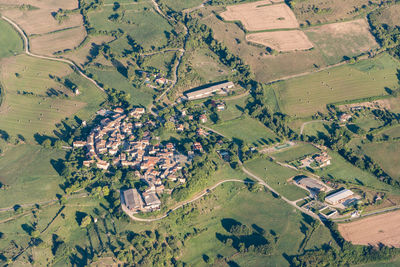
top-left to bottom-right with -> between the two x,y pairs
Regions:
80,215 -> 91,228
42,139 -> 51,148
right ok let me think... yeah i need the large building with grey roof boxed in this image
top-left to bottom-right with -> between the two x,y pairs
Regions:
184,81 -> 234,100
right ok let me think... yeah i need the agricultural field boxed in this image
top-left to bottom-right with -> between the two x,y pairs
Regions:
274,53 -> 400,117
314,150 -> 396,193
189,48 -> 231,83
272,143 -> 320,162
304,19 -> 378,64
351,113 -> 384,132
142,51 -> 177,76
30,26 -> 87,56
160,0 -> 204,12
362,142 -> 400,180
0,0 -> 82,35
62,35 -> 115,68
0,55 -> 105,141
381,125 -> 400,139
290,0 -> 381,26
86,66 -> 154,106
0,145 -> 64,208
211,115 -> 280,146
0,19 -> 23,59
217,95 -> 248,121
87,2 -> 173,51
301,121 -> 332,138
220,1 -> 299,31
246,30 -> 313,52
244,157 -> 309,200
338,210 -> 400,247
361,3 -> 400,28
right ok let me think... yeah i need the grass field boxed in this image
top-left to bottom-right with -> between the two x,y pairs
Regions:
362,142 -> 400,180
352,113 -> 384,132
87,3 -> 172,50
189,48 -> 231,83
381,125 -> 400,139
304,19 -> 378,65
274,53 -> 400,117
370,3 -> 400,28
86,66 -> 154,106
178,183 -> 331,266
160,0 -> 204,11
314,150 -> 397,193
0,145 -> 64,208
0,19 -> 23,59
302,121 -> 332,138
291,0 -> 381,26
211,115 -> 280,146
0,55 -> 105,141
273,143 -> 320,162
244,157 -> 309,200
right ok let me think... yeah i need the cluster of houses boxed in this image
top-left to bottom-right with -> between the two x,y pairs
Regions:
138,70 -> 171,90
73,107 -> 189,212
298,151 -> 332,169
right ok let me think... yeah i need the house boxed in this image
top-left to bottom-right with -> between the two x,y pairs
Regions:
177,124 -> 184,132
197,128 -> 207,136
83,160 -> 95,167
325,189 -> 355,205
184,81 -> 235,100
114,107 -> 124,113
199,114 -> 207,123
73,141 -> 86,148
142,191 -> 161,210
155,77 -> 167,85
130,107 -> 146,119
122,188 -> 144,212
96,160 -> 110,170
294,177 -> 327,193
212,100 -> 225,111
193,142 -> 203,152
314,152 -> 331,167
339,113 -> 352,122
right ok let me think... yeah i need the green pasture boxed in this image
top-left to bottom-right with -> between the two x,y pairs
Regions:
302,121 -> 332,138
217,95 -> 248,121
362,142 -> 400,180
142,50 -> 177,75
0,55 -> 105,141
314,150 -> 397,193
189,48 -> 231,83
244,157 -> 309,200
87,3 -> 172,50
160,0 -> 205,11
0,145 -> 64,208
86,66 -> 154,106
273,143 -> 320,163
275,53 -> 400,117
0,19 -> 23,59
381,125 -> 400,139
211,115 -> 280,146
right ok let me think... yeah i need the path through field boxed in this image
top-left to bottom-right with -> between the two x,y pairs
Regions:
300,120 -> 328,135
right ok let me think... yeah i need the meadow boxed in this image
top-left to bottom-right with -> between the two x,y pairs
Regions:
274,53 -> 400,117
0,145 -> 64,208
0,55 -> 105,141
272,143 -> 320,162
0,19 -> 23,59
362,142 -> 400,180
244,157 -> 309,200
314,150 -> 397,193
86,66 -> 154,107
87,3 -> 172,51
301,121 -> 332,138
160,0 -> 204,11
211,115 -> 280,146
217,94 -> 248,121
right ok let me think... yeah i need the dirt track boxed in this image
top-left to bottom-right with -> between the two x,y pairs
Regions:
339,210 -> 400,247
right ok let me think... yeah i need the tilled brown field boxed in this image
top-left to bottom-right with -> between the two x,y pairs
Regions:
246,30 -> 313,52
220,1 -> 299,31
339,210 -> 400,247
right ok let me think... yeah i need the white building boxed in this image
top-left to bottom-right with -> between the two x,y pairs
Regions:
325,189 -> 354,205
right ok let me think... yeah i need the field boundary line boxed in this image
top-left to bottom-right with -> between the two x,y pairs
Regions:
1,16 -> 105,93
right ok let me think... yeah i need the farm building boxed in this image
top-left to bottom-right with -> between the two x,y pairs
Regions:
184,81 -> 235,100
122,188 -> 144,213
294,176 -> 327,193
325,189 -> 355,205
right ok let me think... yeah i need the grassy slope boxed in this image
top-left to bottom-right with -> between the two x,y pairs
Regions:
275,53 -> 400,117
0,19 -> 23,59
0,145 -> 64,208
211,115 -> 280,147
0,55 -> 105,141
314,150 -> 397,193
244,157 -> 309,200
362,142 -> 400,180
273,143 -> 320,162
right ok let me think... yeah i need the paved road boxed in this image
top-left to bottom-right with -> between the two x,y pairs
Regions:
1,16 -> 105,93
122,179 -> 254,222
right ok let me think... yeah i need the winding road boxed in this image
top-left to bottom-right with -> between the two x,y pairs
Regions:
122,179 -> 255,222
1,15 -> 105,93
